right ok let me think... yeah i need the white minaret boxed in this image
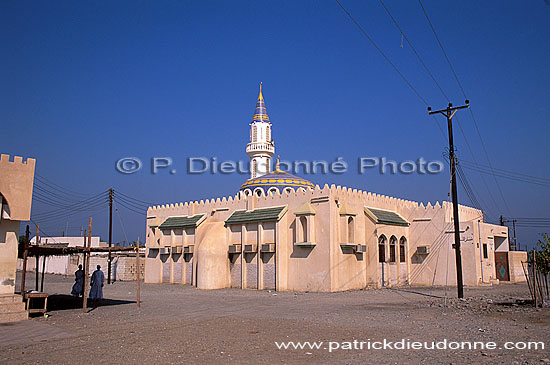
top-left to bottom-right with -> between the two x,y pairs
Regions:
246,83 -> 275,179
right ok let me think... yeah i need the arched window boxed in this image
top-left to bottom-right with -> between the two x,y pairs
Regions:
300,216 -> 307,242
378,235 -> 387,263
252,160 -> 257,178
347,216 -> 354,243
254,188 -> 263,197
252,125 -> 257,142
266,125 -> 271,141
244,189 -> 252,196
389,236 -> 397,263
266,157 -> 271,173
268,187 -> 278,195
399,237 -> 407,263
284,187 -> 294,194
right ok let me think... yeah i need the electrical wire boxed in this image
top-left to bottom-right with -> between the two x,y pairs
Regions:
376,0 -> 509,223
114,194 -> 150,210
35,173 -> 90,199
114,202 -> 130,245
335,0 -> 429,106
454,117 -> 503,214
115,197 -> 147,215
114,190 -> 156,206
378,0 -> 449,101
418,0 -> 512,216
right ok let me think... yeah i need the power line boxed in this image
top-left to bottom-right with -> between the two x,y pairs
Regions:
32,189 -> 107,210
115,198 -> 147,215
31,204 -> 107,225
417,0 -> 466,98
468,108 -> 513,216
454,118 -> 503,214
378,0 -> 449,102
335,0 -> 452,148
114,194 -> 150,210
114,202 -> 130,244
459,163 -> 550,187
35,173 -> 89,199
418,0 -> 512,216
335,0 -> 429,106
377,0 -> 507,220
33,183 -> 85,203
114,190 -> 156,206
377,0 -> 507,222
29,219 -> 62,244
32,191 -> 109,218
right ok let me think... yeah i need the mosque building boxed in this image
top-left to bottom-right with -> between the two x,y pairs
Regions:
144,85 -> 526,292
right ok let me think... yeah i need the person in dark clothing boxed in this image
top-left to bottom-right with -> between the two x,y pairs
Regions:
89,265 -> 104,302
71,264 -> 84,296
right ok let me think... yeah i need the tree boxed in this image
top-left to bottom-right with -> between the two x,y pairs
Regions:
535,233 -> 550,275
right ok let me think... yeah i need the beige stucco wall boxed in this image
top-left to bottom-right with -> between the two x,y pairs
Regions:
508,251 -> 527,283
0,154 -> 35,295
144,184 -> 520,292
0,154 -> 35,221
0,220 -> 20,294
285,199 -> 331,292
196,222 -> 230,289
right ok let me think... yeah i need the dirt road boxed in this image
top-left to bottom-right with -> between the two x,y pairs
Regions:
1,273 -> 548,364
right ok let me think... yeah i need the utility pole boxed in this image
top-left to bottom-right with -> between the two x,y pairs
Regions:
82,231 -> 87,272
501,217 -> 518,251
108,188 -> 113,284
83,218 -> 92,313
136,236 -> 141,309
21,225 -> 30,296
512,220 -> 517,251
428,101 -> 470,299
35,225 -> 39,291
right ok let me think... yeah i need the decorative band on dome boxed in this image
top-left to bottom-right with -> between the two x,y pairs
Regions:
239,169 -> 314,195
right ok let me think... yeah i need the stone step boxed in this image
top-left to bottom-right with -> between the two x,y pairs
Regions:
0,294 -> 23,304
0,310 -> 28,323
0,301 -> 26,314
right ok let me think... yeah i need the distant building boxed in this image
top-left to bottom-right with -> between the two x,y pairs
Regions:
144,86 -> 526,292
22,236 -> 102,276
18,236 -> 144,282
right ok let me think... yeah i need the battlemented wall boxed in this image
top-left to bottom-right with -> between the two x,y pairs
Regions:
144,183 -> 515,292
0,154 -> 35,221
0,154 -> 36,296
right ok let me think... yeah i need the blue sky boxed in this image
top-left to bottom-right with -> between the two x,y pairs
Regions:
1,0 -> 549,249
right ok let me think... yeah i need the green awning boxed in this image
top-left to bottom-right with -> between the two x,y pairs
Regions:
364,207 -> 409,227
158,214 -> 206,230
225,206 -> 287,225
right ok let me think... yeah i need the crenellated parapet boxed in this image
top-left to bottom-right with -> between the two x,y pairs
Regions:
0,154 -> 36,221
148,181 -> 483,228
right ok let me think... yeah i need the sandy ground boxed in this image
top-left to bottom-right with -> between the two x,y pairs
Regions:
0,272 -> 548,364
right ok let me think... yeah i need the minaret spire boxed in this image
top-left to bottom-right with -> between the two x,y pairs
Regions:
252,82 -> 270,123
246,83 -> 275,179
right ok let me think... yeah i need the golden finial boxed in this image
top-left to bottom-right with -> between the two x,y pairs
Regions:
276,155 -> 280,171
258,82 -> 263,100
